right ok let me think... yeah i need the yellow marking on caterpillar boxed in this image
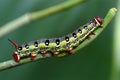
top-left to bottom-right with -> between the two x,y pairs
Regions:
49,43 -> 56,48
29,45 -> 36,50
77,33 -> 82,38
39,43 -> 45,48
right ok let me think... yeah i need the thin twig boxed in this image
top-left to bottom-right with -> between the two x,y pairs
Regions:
0,0 -> 85,38
0,8 -> 117,71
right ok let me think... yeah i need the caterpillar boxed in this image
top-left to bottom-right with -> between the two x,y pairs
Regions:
9,16 -> 103,62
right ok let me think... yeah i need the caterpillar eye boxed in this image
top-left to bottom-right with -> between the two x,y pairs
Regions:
13,52 -> 20,62
18,46 -> 22,51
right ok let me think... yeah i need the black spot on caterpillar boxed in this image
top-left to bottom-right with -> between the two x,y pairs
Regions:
9,17 -> 103,62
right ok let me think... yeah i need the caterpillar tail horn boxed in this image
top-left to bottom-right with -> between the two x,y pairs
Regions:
8,39 -> 18,48
8,39 -> 20,62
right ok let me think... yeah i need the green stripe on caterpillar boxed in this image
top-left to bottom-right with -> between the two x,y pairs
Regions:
9,16 -> 103,62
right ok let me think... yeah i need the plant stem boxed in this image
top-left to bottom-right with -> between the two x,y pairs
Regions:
0,0 -> 85,38
0,8 -> 117,71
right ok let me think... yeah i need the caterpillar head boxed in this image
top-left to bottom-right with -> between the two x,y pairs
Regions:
93,16 -> 103,26
8,39 -> 20,62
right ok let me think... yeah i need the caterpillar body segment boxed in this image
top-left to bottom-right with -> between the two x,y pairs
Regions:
9,17 -> 103,62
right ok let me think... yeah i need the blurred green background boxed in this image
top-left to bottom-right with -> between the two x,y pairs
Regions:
0,0 -> 119,80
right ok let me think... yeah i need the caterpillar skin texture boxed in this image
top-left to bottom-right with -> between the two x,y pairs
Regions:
9,17 -> 103,62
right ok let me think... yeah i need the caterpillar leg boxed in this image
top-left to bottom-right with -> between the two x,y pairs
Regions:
31,53 -> 37,60
92,31 -> 95,35
68,46 -> 73,54
88,31 -> 95,39
53,51 -> 59,57
41,50 -> 46,56
87,34 -> 91,39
